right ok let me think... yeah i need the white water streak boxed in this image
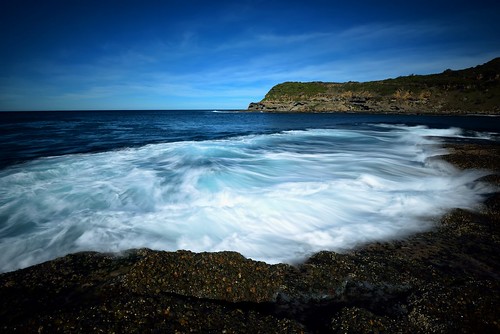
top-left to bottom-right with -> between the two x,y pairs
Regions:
0,125 -> 494,272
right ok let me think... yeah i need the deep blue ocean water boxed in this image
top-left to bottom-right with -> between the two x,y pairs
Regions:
0,110 -> 499,272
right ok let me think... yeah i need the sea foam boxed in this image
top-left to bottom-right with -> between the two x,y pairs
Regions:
0,125 -> 493,272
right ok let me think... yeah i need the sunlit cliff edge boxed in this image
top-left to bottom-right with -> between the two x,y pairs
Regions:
248,58 -> 500,114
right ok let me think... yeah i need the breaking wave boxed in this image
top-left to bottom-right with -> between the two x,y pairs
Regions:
0,125 -> 493,272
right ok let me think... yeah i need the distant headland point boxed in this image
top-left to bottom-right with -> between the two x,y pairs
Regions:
248,58 -> 500,115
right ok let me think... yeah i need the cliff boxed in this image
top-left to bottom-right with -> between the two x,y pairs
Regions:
248,58 -> 500,114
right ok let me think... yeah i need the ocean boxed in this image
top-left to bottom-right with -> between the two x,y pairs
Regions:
0,110 -> 498,273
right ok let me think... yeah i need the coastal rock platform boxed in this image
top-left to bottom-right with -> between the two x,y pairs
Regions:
1,142 -> 499,333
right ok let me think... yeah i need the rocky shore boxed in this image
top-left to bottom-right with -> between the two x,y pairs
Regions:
1,141 -> 499,333
247,98 -> 498,114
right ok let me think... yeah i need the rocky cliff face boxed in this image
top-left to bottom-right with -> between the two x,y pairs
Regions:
248,58 -> 500,114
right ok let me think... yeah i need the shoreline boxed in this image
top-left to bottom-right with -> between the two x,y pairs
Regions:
1,141 -> 499,332
243,108 -> 500,117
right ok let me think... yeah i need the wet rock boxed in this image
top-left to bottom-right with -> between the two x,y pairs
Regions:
330,307 -> 404,333
407,280 -> 500,333
121,249 -> 289,303
0,250 -> 304,333
441,142 -> 500,171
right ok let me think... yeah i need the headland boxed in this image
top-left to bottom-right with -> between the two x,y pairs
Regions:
248,58 -> 500,115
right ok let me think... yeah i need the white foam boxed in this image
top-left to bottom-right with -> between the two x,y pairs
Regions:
0,125 -> 494,272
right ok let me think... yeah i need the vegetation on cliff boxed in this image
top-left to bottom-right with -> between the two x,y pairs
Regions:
249,58 -> 500,113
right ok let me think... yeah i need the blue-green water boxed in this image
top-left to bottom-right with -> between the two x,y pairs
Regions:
0,110 -> 498,272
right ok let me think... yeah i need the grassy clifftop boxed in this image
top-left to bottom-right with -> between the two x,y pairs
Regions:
249,58 -> 500,114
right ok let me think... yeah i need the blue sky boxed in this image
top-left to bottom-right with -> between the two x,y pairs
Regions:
1,0 -> 499,111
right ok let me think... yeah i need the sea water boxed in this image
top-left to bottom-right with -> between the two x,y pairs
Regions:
0,110 -> 498,272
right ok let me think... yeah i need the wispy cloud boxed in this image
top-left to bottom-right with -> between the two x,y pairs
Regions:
1,14 -> 498,111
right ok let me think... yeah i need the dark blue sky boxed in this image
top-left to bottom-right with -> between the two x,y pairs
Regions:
1,0 -> 499,110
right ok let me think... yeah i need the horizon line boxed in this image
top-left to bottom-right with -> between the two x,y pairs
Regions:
0,108 -> 246,112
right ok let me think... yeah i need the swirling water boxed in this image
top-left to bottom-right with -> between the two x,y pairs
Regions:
0,110 -> 498,272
